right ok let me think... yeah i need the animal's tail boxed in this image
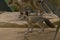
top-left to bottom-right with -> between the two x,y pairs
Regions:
43,18 -> 55,28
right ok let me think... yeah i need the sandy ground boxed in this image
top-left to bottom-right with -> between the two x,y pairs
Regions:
0,28 -> 60,40
0,12 -> 59,40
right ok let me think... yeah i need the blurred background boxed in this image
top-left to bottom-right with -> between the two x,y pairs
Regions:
0,0 -> 59,12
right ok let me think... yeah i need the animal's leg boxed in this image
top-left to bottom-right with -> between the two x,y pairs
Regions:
27,22 -> 33,33
38,21 -> 45,32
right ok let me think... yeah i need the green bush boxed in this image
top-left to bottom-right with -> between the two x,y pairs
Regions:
9,4 -> 20,12
5,0 -> 20,12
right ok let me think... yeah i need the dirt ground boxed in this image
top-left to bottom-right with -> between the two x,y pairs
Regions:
0,12 -> 59,40
0,28 -> 60,40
